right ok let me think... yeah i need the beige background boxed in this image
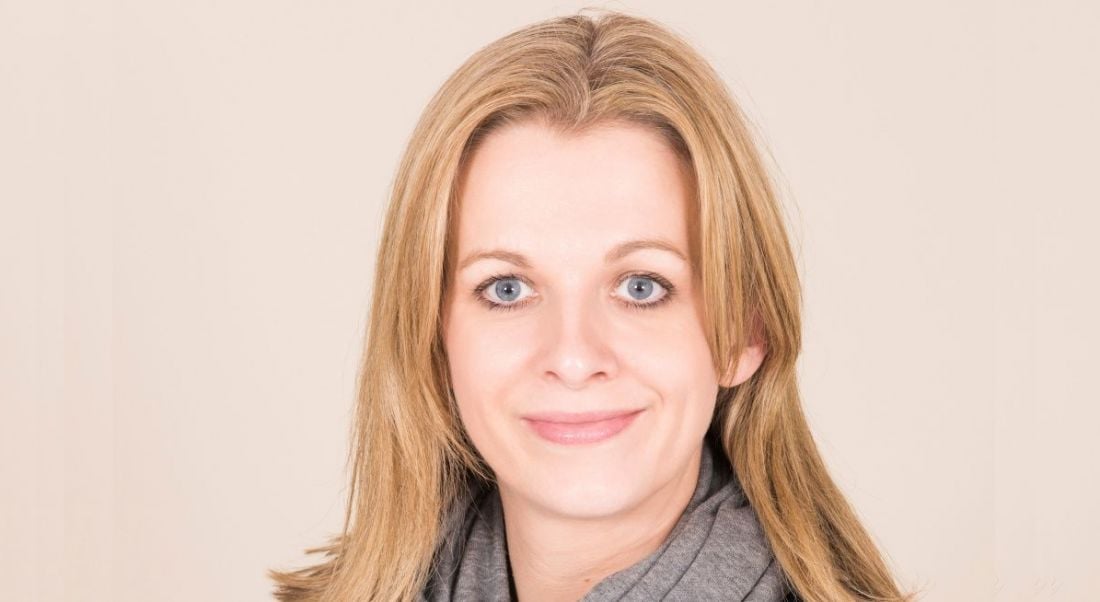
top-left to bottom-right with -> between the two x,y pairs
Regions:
2,1 -> 1097,600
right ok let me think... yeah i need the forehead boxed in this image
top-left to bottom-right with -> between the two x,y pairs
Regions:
454,119 -> 694,257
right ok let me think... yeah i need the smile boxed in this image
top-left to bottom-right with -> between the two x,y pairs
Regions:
521,409 -> 645,445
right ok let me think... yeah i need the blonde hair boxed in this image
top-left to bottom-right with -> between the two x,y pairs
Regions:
270,9 -> 916,602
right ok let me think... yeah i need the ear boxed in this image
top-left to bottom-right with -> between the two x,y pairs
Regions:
718,316 -> 768,388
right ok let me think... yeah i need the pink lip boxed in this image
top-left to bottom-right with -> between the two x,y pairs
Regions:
521,409 -> 645,445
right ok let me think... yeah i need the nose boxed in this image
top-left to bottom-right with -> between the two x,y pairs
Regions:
539,294 -> 619,389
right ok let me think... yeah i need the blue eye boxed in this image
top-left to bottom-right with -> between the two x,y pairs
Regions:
491,277 -> 528,304
620,275 -> 662,302
472,275 -> 532,311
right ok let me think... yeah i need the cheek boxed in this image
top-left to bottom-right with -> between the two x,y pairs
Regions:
443,308 -> 531,440
623,312 -> 719,439
625,309 -> 717,390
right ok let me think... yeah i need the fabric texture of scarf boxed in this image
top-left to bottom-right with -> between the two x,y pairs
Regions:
419,431 -> 794,601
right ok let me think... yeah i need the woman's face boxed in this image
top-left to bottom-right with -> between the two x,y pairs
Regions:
442,118 -> 732,519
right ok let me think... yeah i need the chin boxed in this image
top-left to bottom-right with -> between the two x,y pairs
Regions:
526,472 -> 646,520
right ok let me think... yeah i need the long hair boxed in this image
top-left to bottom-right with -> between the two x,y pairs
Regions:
270,9 -> 915,601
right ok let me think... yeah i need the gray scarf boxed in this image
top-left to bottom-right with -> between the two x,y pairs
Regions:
420,432 -> 793,601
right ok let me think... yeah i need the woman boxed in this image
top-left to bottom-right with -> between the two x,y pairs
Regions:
270,10 -> 914,602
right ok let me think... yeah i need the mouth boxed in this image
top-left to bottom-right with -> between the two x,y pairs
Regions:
521,408 -> 645,445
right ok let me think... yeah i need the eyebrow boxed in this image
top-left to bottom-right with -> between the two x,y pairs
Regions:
457,238 -> 689,271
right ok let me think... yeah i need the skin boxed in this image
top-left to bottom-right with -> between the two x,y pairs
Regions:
441,118 -> 765,601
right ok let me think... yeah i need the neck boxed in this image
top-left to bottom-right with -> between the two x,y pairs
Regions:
498,450 -> 702,602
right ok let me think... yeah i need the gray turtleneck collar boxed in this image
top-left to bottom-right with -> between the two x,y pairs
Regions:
420,432 -> 793,601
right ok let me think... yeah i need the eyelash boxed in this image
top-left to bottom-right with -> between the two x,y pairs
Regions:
472,271 -> 677,313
